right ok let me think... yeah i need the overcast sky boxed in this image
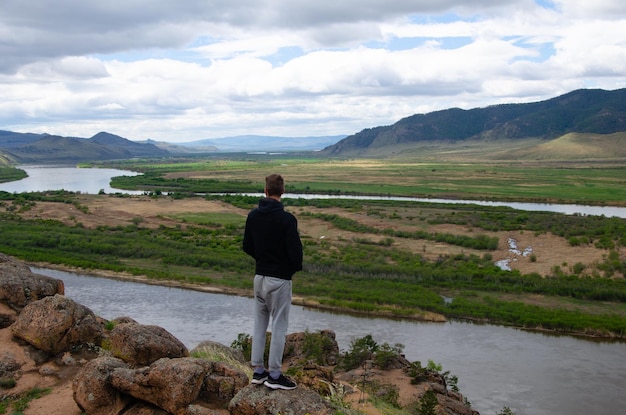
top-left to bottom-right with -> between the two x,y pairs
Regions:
1,1 -> 625,143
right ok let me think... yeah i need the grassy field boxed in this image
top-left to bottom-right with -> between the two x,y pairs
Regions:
0,166 -> 27,183
100,155 -> 626,206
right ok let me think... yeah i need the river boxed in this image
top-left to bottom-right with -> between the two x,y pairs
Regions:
0,164 -> 143,195
4,165 -> 626,414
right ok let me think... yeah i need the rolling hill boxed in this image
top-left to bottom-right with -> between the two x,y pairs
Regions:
0,131 -> 343,164
0,131 -> 168,164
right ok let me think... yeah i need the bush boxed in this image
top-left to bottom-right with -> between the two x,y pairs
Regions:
374,342 -> 405,370
417,390 -> 438,415
497,407 -> 517,415
340,334 -> 378,370
302,330 -> 337,365
231,333 -> 253,361
362,379 -> 400,409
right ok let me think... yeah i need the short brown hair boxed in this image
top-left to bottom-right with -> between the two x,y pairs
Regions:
265,174 -> 285,197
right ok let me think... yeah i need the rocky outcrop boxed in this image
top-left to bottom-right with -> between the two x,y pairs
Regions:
0,253 -> 64,310
228,385 -> 335,415
11,294 -> 104,355
0,352 -> 20,381
107,321 -> 189,366
110,357 -> 248,414
72,356 -> 133,415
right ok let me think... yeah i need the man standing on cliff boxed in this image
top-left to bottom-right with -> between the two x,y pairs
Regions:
243,174 -> 303,390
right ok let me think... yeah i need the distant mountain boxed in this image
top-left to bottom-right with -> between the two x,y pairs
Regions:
89,132 -> 168,157
0,130 -> 345,165
178,135 -> 346,152
0,131 -> 168,163
0,130 -> 45,148
144,139 -> 218,154
321,88 -> 626,156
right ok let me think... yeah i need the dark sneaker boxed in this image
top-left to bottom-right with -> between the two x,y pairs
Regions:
264,374 -> 297,390
251,370 -> 269,385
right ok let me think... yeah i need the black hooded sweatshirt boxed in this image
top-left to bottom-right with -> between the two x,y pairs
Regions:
243,197 -> 303,280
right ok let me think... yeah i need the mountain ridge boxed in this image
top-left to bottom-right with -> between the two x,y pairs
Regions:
0,131 -> 344,164
0,131 -> 169,163
321,88 -> 626,156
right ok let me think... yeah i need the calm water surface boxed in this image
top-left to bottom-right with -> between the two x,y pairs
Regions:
32,267 -> 626,415
0,165 -> 141,194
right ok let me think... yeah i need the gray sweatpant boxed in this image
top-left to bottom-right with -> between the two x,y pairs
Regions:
251,274 -> 292,374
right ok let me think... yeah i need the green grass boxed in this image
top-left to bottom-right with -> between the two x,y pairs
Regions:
167,212 -> 245,226
190,343 -> 253,380
0,167 -> 27,184
97,157 -> 626,206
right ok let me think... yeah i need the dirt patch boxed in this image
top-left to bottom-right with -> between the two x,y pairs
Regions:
19,194 -> 249,229
291,205 -> 609,278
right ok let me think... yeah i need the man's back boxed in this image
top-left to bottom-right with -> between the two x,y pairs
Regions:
243,197 -> 303,280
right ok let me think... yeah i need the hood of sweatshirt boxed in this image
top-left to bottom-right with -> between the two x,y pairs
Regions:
256,197 -> 283,213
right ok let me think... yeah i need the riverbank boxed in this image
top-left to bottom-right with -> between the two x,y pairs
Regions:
30,261 -> 449,324
30,261 -> 626,342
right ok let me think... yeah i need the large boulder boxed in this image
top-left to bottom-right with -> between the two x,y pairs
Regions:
228,384 -> 335,415
110,357 -> 209,415
0,253 -> 64,310
74,355 -> 249,415
72,356 -> 133,415
11,294 -> 104,355
106,322 -> 189,366
114,402 -> 171,414
197,359 -> 250,404
191,339 -> 247,366
0,351 -> 20,382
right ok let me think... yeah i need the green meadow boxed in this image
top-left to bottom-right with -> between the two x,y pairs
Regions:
98,156 -> 626,205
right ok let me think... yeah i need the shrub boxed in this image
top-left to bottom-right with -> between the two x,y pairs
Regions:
231,333 -> 253,361
340,334 -> 378,370
361,379 -> 400,409
0,377 -> 17,388
373,342 -> 405,370
417,390 -> 438,415
302,330 -> 337,365
407,361 -> 428,384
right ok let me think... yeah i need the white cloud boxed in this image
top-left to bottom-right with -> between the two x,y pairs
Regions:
1,0 -> 625,142
553,0 -> 626,19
